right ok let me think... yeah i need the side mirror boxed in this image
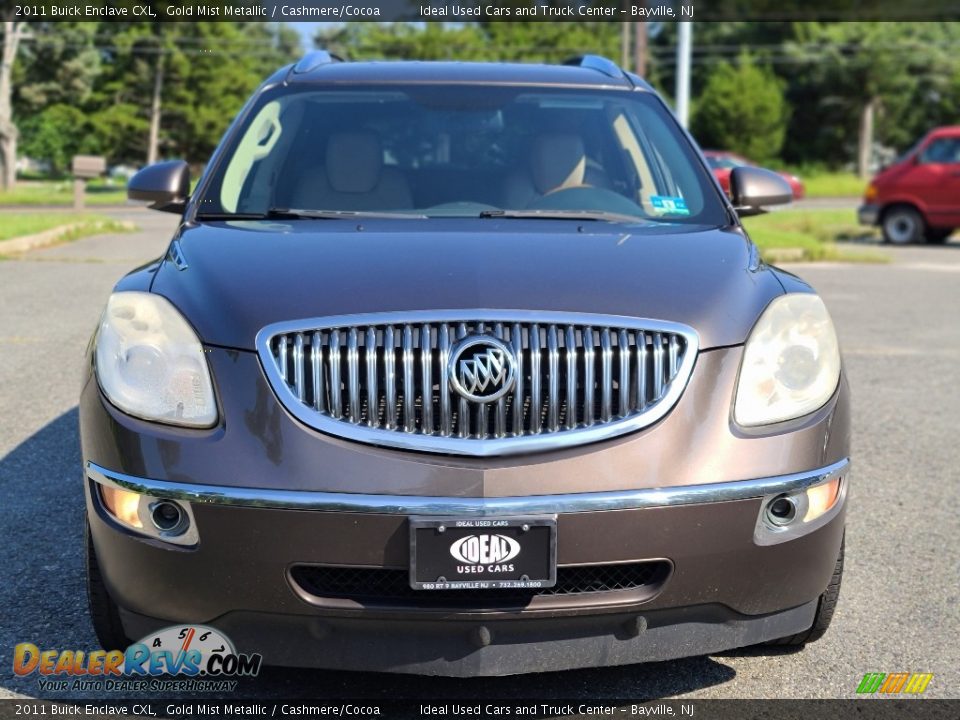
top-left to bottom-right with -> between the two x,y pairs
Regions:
729,166 -> 793,217
128,160 -> 190,213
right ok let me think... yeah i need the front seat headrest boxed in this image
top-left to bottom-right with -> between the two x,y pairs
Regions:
530,133 -> 586,194
326,132 -> 383,193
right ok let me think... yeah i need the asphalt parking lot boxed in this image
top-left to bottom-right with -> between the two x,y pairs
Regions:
0,209 -> 957,700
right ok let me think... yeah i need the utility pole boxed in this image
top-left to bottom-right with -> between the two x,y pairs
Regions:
675,22 -> 692,128
634,22 -> 647,76
620,22 -> 630,71
147,52 -> 165,166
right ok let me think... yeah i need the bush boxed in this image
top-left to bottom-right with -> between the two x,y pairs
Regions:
692,54 -> 790,163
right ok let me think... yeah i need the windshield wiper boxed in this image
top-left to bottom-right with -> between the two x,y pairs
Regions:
197,208 -> 428,221
478,209 -> 651,224
267,208 -> 428,220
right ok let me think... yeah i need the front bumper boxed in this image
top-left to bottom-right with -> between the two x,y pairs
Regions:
85,459 -> 847,675
858,203 -> 880,226
81,344 -> 850,675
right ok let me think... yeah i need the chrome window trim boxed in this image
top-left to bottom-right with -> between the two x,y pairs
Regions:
86,458 -> 849,517
254,310 -> 700,457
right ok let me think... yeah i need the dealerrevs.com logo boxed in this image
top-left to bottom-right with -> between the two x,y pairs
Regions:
13,625 -> 261,692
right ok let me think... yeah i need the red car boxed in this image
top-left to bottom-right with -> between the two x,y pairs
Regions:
858,126 -> 960,244
704,151 -> 805,201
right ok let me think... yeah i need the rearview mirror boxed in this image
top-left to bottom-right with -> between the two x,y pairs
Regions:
730,166 -> 793,217
128,160 -> 190,214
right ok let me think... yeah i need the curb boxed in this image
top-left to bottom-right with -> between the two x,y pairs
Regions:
0,220 -> 136,254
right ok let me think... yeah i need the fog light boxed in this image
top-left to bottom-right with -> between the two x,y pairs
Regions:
100,485 -> 143,529
804,476 -> 842,522
764,494 -> 799,526
150,501 -> 185,534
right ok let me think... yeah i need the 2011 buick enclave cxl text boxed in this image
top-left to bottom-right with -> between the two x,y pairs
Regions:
81,53 -> 849,676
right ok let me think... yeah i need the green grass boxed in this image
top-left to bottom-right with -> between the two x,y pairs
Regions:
0,213 -> 134,244
785,169 -> 867,198
0,180 -> 128,207
742,208 -> 888,263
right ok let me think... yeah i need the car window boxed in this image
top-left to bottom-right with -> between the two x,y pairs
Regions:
201,85 -> 727,226
918,137 -> 960,164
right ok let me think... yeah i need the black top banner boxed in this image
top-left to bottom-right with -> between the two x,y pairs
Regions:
7,0 -> 960,22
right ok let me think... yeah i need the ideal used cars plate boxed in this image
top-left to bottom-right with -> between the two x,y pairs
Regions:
409,516 -> 557,591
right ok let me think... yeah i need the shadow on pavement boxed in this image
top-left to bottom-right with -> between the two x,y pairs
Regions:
0,409 -> 738,700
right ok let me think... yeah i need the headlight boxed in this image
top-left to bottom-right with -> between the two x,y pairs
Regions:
94,292 -> 217,427
734,293 -> 840,427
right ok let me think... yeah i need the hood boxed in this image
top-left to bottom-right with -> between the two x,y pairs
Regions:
150,219 -> 785,350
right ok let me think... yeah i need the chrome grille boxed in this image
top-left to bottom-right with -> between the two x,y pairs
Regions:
257,311 -> 698,456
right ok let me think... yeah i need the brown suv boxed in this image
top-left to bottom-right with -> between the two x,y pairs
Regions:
82,54 -> 849,676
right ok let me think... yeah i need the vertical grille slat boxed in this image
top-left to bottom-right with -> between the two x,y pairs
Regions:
529,323 -> 542,435
547,324 -> 560,433
347,328 -> 360,422
565,325 -> 577,430
636,331 -> 648,411
421,324 -> 433,434
329,330 -> 342,419
439,324 -> 452,436
618,329 -> 630,418
402,325 -> 415,433
384,326 -> 397,430
600,327 -> 613,423
653,332 -> 665,400
264,313 -> 694,455
457,323 -> 470,438
311,331 -> 324,412
293,333 -> 305,402
511,323 -> 524,436
583,326 -> 595,426
278,335 -> 289,383
365,328 -> 377,427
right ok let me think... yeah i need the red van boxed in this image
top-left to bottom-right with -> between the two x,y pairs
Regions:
859,126 -> 960,244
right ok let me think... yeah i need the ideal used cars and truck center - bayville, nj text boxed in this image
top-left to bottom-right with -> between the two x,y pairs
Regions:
25,4 -> 694,19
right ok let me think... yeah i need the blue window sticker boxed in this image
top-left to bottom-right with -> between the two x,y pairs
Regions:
650,195 -> 690,216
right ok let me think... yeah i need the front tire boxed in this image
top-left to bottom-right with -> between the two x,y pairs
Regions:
882,207 -> 925,244
767,535 -> 844,646
86,518 -> 131,650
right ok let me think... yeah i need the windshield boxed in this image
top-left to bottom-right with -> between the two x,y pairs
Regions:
196,84 -> 727,225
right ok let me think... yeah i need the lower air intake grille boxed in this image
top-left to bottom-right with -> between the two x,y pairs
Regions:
289,561 -> 671,608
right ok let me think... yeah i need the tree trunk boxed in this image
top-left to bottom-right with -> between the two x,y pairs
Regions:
147,54 -> 165,166
0,21 -> 25,191
858,98 -> 877,180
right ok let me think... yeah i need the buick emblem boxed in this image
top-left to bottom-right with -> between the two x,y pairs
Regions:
448,335 -> 517,403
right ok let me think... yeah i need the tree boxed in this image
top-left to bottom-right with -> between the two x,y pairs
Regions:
691,54 -> 789,163
18,104 -> 94,174
0,18 -> 28,190
783,23 -> 951,176
317,22 -> 620,65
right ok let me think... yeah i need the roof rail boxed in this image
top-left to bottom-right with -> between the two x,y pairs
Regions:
292,50 -> 343,75
563,55 -> 625,80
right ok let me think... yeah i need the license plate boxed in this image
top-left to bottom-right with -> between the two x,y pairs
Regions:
409,516 -> 557,590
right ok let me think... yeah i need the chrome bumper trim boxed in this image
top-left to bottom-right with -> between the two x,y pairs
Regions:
86,459 -> 849,516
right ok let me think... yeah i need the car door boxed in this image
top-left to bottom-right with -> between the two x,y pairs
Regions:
906,133 -> 960,227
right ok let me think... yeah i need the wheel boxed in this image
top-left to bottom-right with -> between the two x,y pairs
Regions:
926,228 -> 953,244
767,535 -> 844,646
86,518 -> 131,650
881,207 -> 925,244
